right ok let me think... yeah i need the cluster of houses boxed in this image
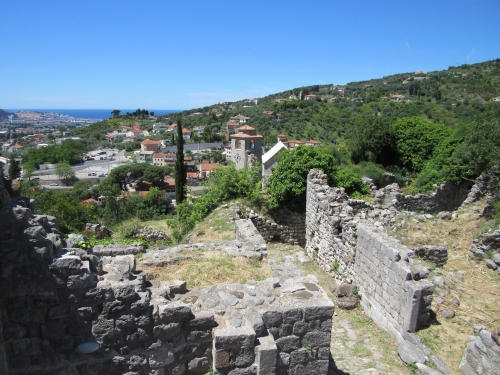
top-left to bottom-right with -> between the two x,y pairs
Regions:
136,137 -> 222,185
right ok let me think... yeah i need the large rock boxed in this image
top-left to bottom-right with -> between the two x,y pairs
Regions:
397,339 -> 428,365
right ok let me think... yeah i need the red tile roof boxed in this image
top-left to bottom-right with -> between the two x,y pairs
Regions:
141,139 -> 161,144
200,163 -> 219,172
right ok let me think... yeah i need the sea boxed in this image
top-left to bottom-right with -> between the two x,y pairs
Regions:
7,109 -> 181,121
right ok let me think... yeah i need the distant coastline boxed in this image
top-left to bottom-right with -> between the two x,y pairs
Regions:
6,109 -> 181,121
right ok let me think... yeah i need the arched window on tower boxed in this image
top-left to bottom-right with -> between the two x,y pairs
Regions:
250,140 -> 255,149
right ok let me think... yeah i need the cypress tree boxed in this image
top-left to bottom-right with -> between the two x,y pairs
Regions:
8,155 -> 21,180
175,119 -> 186,204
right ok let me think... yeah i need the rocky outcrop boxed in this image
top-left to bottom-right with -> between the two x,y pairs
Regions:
469,229 -> 500,276
460,328 -> 500,375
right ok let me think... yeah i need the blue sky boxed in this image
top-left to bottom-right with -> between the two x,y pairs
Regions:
1,0 -> 499,110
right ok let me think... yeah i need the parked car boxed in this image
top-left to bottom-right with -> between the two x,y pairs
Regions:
50,183 -> 59,186
98,174 -> 106,177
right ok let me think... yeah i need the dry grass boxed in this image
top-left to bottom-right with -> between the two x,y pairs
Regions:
138,251 -> 272,289
390,200 -> 500,374
189,208 -> 235,242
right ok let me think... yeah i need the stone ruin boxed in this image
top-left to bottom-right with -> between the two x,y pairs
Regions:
2,163 -> 499,375
304,168 -> 500,375
0,171 -> 334,374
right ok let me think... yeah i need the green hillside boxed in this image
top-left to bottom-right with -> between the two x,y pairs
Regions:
164,59 -> 500,146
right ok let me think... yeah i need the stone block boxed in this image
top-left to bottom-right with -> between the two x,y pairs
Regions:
188,357 -> 209,373
67,269 -> 92,290
289,360 -> 329,375
282,308 -> 302,324
49,255 -> 82,276
302,331 -> 331,347
275,335 -> 300,353
397,339 -> 428,365
188,311 -> 217,329
214,327 -> 256,350
303,305 -> 334,321
158,301 -> 193,324
245,309 -> 265,337
149,351 -> 174,368
256,335 -> 277,371
262,310 -> 282,328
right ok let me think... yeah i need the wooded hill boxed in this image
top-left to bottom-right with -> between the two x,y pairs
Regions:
163,58 -> 500,146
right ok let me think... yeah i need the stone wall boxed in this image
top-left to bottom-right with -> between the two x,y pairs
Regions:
305,169 -> 435,337
305,170 -> 373,283
376,180 -> 473,213
355,225 -> 435,337
238,207 -> 306,247
0,199 -> 215,374
459,328 -> 500,375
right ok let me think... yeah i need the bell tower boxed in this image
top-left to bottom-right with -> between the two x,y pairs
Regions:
230,125 -> 263,169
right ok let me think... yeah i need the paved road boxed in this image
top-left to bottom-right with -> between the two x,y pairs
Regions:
33,150 -> 130,187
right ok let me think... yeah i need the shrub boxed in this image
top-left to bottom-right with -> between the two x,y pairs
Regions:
331,168 -> 370,197
116,218 -> 142,238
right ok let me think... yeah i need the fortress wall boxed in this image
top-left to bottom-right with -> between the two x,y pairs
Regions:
355,225 -> 434,337
305,169 -> 434,337
305,169 -> 372,283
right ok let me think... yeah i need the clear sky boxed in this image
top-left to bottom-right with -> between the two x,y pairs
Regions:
1,0 -> 499,110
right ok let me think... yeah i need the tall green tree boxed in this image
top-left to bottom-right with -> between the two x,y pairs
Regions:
111,109 -> 121,118
392,116 -> 452,174
8,155 -> 21,179
267,146 -> 338,211
55,161 -> 75,181
175,119 -> 186,204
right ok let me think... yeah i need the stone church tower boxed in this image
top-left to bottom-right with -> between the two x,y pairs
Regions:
230,125 -> 263,169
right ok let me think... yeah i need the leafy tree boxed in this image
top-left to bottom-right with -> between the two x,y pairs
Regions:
55,162 -> 75,181
349,116 -> 397,165
111,109 -> 121,118
22,163 -> 36,180
452,119 -> 500,178
267,146 -> 338,211
8,155 -> 21,179
175,119 -> 186,204
392,117 -> 452,174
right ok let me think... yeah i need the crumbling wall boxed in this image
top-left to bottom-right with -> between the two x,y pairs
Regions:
376,180 -> 473,213
305,169 -> 373,282
238,207 -> 306,246
305,169 -> 435,336
0,191 -> 214,374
